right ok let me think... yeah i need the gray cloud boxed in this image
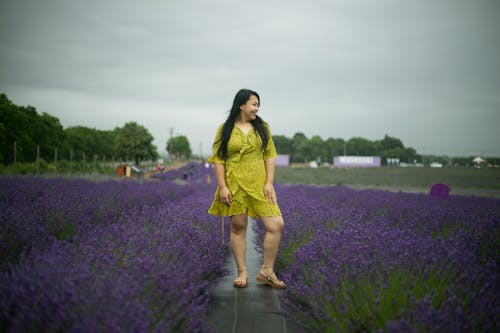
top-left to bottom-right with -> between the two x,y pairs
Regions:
1,0 -> 499,157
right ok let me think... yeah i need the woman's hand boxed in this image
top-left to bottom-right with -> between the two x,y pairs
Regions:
219,186 -> 233,206
264,183 -> 277,205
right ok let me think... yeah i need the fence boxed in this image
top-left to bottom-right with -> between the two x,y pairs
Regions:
6,141 -> 157,175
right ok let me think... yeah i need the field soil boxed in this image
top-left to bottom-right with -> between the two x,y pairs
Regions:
275,166 -> 500,198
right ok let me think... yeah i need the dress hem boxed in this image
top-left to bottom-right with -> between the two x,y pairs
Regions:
208,211 -> 283,219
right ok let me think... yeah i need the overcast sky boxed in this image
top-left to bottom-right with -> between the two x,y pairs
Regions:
1,0 -> 499,157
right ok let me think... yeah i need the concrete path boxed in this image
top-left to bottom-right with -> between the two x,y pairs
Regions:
206,219 -> 301,333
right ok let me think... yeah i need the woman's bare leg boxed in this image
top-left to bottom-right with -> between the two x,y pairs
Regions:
230,213 -> 248,284
258,216 -> 285,287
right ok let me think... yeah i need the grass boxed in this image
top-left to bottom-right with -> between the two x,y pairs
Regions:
315,266 -> 460,332
275,166 -> 500,197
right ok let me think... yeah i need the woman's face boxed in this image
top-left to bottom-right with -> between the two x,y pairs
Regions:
239,95 -> 259,121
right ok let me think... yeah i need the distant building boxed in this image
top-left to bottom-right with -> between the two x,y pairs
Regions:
275,154 -> 290,166
333,156 -> 381,168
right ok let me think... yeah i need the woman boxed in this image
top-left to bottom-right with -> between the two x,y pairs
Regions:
207,89 -> 285,289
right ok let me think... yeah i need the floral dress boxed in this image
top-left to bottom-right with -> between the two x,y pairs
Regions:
207,124 -> 282,218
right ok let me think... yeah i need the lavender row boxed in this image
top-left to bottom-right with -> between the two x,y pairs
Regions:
0,166 -> 227,332
151,162 -> 212,184
0,176 -> 200,267
254,185 -> 499,332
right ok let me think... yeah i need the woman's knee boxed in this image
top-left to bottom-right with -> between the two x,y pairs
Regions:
264,216 -> 284,233
230,215 -> 248,234
231,223 -> 247,234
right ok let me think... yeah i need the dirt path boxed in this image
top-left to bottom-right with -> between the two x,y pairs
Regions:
143,161 -> 189,180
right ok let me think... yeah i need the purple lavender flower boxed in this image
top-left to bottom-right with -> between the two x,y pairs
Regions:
0,164 -> 227,332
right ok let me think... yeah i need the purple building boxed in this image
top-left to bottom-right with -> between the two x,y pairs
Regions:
333,156 -> 381,168
275,154 -> 290,166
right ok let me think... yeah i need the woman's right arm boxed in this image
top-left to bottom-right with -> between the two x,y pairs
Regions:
214,163 -> 232,206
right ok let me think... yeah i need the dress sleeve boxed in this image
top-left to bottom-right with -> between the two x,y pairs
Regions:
263,124 -> 278,160
207,125 -> 226,164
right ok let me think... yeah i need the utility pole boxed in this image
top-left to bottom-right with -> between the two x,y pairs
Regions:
93,155 -> 97,174
54,148 -> 58,173
167,127 -> 175,160
13,141 -> 16,174
36,145 -> 40,175
70,150 -> 73,173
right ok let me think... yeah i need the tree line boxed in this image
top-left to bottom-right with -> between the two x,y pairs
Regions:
272,133 -> 419,164
2,92 -> 495,170
0,93 -> 193,169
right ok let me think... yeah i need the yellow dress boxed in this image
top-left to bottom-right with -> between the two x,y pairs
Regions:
207,123 -> 282,218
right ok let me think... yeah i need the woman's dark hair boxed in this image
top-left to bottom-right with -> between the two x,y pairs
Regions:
215,89 -> 269,160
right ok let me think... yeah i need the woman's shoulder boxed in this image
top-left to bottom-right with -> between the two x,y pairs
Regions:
261,121 -> 272,132
215,123 -> 225,133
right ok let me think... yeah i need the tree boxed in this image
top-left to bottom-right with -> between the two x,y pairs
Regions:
0,93 -> 65,164
291,132 -> 309,163
36,112 -> 66,160
324,138 -> 345,162
346,137 -> 376,156
65,126 -> 95,160
307,135 -> 326,163
166,135 -> 192,159
379,134 -> 404,151
379,147 -> 418,164
272,135 -> 292,154
65,126 -> 116,161
0,122 -> 5,162
114,122 -> 158,165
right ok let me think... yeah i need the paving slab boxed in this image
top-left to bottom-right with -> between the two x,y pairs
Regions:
206,219 -> 301,333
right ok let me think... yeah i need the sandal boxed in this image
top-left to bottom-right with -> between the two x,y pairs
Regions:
256,265 -> 285,289
233,266 -> 248,288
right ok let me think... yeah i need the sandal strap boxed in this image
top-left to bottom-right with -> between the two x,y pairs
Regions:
235,266 -> 247,280
260,266 -> 283,284
234,266 -> 248,284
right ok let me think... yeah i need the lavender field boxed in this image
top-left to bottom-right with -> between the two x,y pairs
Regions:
255,185 -> 499,332
0,164 -> 227,332
1,163 -> 499,332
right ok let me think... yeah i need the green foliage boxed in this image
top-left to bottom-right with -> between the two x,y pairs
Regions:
273,130 -> 419,164
45,211 -> 77,241
311,266 -> 461,332
346,137 -> 377,156
277,232 -> 314,272
1,159 -> 118,175
65,126 -> 116,161
166,135 -> 192,159
1,93 -> 160,169
324,138 -> 345,160
0,93 -> 65,164
379,134 -> 404,150
114,122 -> 158,165
0,123 -> 5,162
379,147 -> 418,164
291,132 -> 309,163
272,135 -> 292,154
307,135 -> 326,162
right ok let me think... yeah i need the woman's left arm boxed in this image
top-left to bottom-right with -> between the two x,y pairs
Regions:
264,158 -> 277,204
